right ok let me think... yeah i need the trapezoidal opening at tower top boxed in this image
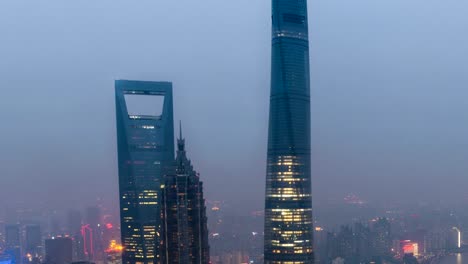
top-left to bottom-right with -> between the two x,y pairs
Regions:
124,93 -> 165,119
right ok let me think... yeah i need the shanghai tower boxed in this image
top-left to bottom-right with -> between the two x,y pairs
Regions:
264,0 -> 314,263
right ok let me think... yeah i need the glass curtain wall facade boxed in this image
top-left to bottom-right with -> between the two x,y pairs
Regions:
264,0 -> 314,263
115,80 -> 175,264
161,126 -> 210,264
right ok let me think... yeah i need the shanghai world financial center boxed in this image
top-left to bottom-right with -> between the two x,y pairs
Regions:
115,80 -> 175,263
115,0 -> 313,263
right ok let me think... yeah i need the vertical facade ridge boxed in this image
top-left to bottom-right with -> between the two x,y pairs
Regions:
265,0 -> 314,263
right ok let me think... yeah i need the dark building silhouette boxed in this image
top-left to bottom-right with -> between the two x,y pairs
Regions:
84,207 -> 102,261
67,210 -> 82,236
353,222 -> 372,262
336,226 -> 354,261
5,224 -> 21,264
371,218 -> 392,257
161,125 -> 210,264
402,254 -> 418,264
25,225 -> 42,258
115,80 -> 175,263
264,0 -> 314,263
45,237 -> 73,264
67,210 -> 86,261
72,234 -> 86,262
322,223 -> 372,263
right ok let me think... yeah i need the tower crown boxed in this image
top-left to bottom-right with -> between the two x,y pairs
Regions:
177,120 -> 185,152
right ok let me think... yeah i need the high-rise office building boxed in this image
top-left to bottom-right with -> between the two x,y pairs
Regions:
25,225 -> 42,258
371,218 -> 392,257
115,80 -> 175,263
45,237 -> 73,264
264,0 -> 314,263
67,210 -> 86,261
72,234 -> 86,262
84,207 -> 102,261
5,224 -> 21,264
161,126 -> 210,264
68,210 -> 82,236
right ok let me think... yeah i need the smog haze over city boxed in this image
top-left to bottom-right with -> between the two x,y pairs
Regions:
2,0 -> 468,211
1,1 -> 468,264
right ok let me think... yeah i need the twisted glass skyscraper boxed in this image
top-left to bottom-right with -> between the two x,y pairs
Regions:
264,1 -> 314,263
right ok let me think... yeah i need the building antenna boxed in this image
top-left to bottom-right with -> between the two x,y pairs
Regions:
179,120 -> 183,140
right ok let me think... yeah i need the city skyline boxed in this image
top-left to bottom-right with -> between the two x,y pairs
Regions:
1,1 -> 468,212
1,1 -> 468,263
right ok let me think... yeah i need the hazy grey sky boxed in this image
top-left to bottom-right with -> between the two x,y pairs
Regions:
1,0 -> 468,212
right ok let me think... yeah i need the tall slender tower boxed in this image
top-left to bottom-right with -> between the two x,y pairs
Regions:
161,124 -> 210,264
115,80 -> 175,263
264,1 -> 314,263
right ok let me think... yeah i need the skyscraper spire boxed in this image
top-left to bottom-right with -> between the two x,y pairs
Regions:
179,120 -> 183,140
177,121 -> 185,153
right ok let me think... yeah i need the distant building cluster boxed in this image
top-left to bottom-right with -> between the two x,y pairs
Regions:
0,205 -> 122,264
207,209 -> 263,264
316,218 -> 394,263
314,213 -> 465,264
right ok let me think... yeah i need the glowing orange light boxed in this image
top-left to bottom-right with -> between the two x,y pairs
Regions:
401,240 -> 419,256
403,244 -> 414,252
106,240 -> 124,253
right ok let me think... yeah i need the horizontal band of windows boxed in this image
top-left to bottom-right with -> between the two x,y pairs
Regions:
282,13 -> 306,24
